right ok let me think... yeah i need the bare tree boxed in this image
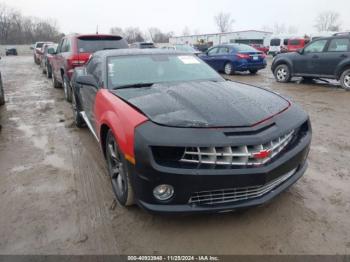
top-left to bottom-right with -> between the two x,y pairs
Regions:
315,11 -> 341,32
124,27 -> 144,43
110,27 -> 124,36
148,27 -> 173,43
214,12 -> 234,33
0,3 -> 62,44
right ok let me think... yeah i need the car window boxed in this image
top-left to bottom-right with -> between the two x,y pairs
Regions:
304,40 -> 328,53
283,39 -> 289,45
270,39 -> 281,46
328,38 -> 350,52
208,47 -> 219,56
217,47 -> 230,55
86,57 -> 102,84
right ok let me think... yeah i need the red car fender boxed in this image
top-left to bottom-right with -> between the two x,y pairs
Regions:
94,89 -> 148,160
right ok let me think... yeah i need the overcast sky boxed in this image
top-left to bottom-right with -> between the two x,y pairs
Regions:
1,0 -> 350,37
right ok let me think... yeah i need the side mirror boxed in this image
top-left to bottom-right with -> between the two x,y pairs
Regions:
76,75 -> 98,87
298,49 -> 304,55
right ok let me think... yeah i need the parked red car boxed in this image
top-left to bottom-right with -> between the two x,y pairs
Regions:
50,34 -> 128,102
250,44 -> 269,54
287,38 -> 310,52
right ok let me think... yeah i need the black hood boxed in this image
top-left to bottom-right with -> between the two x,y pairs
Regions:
111,81 -> 290,128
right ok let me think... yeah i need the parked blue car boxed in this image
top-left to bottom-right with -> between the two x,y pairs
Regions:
199,44 -> 267,75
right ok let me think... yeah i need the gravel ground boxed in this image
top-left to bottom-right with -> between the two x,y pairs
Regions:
0,55 -> 349,255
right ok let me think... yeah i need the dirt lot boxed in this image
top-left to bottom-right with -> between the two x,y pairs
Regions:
0,56 -> 349,255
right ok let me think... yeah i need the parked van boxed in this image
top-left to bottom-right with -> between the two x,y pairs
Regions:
287,38 -> 310,52
269,37 -> 290,56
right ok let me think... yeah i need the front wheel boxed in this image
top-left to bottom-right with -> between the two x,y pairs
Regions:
46,64 -> 52,79
340,69 -> 350,91
71,91 -> 85,128
224,62 -> 234,75
274,64 -> 292,83
106,130 -> 135,207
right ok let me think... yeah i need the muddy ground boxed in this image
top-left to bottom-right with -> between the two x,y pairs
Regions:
0,56 -> 349,255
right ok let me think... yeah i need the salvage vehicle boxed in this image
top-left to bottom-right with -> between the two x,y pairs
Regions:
32,42 -> 47,64
269,37 -> 289,56
250,43 -> 269,54
40,43 -> 58,77
50,34 -> 128,102
5,47 -> 18,56
199,43 -> 267,75
71,49 -> 312,214
272,34 -> 350,90
287,38 -> 310,52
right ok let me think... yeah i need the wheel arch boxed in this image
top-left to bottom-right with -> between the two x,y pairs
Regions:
273,59 -> 293,75
335,62 -> 350,80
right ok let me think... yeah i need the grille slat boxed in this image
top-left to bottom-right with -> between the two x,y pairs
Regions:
181,131 -> 294,167
189,168 -> 297,206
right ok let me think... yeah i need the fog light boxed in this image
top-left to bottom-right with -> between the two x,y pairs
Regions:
153,184 -> 174,201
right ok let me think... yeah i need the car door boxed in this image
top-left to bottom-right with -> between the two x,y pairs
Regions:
80,56 -> 102,133
200,47 -> 219,68
293,39 -> 328,75
318,38 -> 350,76
216,47 -> 231,70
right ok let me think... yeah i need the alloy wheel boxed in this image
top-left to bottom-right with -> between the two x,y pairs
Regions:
344,74 -> 350,89
276,67 -> 288,81
224,63 -> 232,75
107,135 -> 127,200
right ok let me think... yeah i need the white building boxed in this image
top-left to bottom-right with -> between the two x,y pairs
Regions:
169,30 -> 273,47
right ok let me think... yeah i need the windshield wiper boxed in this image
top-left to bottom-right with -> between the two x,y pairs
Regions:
112,83 -> 154,90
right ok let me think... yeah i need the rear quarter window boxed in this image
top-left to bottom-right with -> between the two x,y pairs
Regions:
328,38 -> 350,52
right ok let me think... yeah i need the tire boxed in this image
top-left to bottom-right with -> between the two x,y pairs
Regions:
340,69 -> 350,91
224,62 -> 234,75
71,91 -> 85,128
46,64 -> 52,79
249,69 -> 258,74
274,64 -> 292,83
0,77 -> 5,106
52,73 -> 61,89
106,130 -> 135,207
63,75 -> 72,102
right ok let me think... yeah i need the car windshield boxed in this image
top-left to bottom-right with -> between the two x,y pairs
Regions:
270,39 -> 281,46
77,36 -> 128,53
175,45 -> 196,52
232,44 -> 258,52
108,54 -> 223,89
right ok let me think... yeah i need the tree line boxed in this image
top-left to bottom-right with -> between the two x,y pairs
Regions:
0,3 -> 63,45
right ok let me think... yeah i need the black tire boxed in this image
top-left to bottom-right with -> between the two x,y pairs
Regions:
0,76 -> 5,106
224,62 -> 234,75
340,69 -> 350,91
46,64 -> 52,79
63,75 -> 72,102
249,69 -> 258,74
106,130 -> 135,207
52,73 -> 61,89
274,64 -> 292,83
71,91 -> 85,128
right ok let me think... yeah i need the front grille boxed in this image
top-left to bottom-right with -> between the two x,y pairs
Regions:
189,168 -> 297,206
181,130 -> 294,167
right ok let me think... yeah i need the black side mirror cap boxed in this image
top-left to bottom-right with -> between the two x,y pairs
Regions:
76,75 -> 98,87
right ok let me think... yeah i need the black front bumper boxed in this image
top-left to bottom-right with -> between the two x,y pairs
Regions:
130,105 -> 311,214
